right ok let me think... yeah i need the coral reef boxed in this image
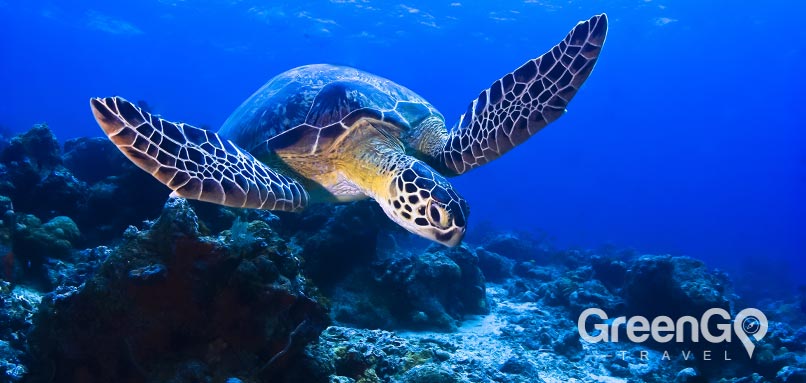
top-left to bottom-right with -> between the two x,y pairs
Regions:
0,124 -> 84,220
330,244 -> 488,331
292,246 -> 806,383
26,198 -> 328,383
62,137 -> 130,184
0,124 -> 802,383
0,282 -> 41,382
0,125 -> 169,246
63,137 -> 169,244
623,255 -> 734,318
283,201 -> 389,289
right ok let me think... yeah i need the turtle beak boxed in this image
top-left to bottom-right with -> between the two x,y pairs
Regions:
430,200 -> 468,247
435,226 -> 466,247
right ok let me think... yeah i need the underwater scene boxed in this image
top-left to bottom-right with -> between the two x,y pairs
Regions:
0,0 -> 804,382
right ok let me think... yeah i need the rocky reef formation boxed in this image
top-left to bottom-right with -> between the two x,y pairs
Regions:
0,125 -> 169,248
0,125 -> 803,383
293,248 -> 806,383
25,198 -> 328,382
330,244 -> 488,331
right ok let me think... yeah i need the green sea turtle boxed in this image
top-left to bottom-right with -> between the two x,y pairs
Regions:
90,14 -> 607,247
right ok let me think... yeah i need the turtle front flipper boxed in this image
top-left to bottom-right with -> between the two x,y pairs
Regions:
90,96 -> 308,211
442,14 -> 607,175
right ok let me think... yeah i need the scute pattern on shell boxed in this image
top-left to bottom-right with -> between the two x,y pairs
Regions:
217,64 -> 443,154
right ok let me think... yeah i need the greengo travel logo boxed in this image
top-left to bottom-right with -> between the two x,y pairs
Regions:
577,308 -> 768,360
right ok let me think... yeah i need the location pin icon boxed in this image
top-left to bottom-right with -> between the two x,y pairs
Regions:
733,308 -> 768,358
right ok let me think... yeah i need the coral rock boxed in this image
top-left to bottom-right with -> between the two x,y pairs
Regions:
623,255 -> 732,318
63,137 -> 130,184
0,124 -> 61,172
12,215 -> 80,261
27,198 -> 328,382
291,202 -> 388,289
399,363 -> 459,383
674,367 -> 699,383
482,233 -> 541,263
475,248 -> 514,283
777,366 -> 806,383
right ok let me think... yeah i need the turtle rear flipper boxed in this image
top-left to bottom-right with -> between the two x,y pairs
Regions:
442,13 -> 607,175
90,96 -> 308,211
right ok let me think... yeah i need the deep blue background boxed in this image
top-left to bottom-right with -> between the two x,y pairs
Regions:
1,1 -> 803,293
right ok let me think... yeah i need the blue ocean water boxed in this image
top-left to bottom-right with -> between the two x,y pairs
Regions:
1,1 -> 803,291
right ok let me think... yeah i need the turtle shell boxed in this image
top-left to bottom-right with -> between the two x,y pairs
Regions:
217,64 -> 443,154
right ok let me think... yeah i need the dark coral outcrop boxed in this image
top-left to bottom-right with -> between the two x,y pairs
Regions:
62,137 -> 130,184
64,137 -> 168,244
480,232 -> 550,263
26,198 -> 328,383
0,126 -> 169,246
329,244 -> 488,331
623,255 -> 734,318
283,201 -> 390,289
0,124 -> 87,221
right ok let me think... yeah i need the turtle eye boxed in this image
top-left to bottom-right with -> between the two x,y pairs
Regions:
429,205 -> 441,222
429,202 -> 452,229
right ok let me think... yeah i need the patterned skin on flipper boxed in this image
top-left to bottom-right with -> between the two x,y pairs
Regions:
90,97 -> 309,212
442,14 -> 608,175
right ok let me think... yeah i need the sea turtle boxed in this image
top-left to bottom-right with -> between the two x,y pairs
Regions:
90,14 -> 607,247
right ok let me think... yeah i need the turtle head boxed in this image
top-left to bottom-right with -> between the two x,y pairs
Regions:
381,159 -> 469,247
